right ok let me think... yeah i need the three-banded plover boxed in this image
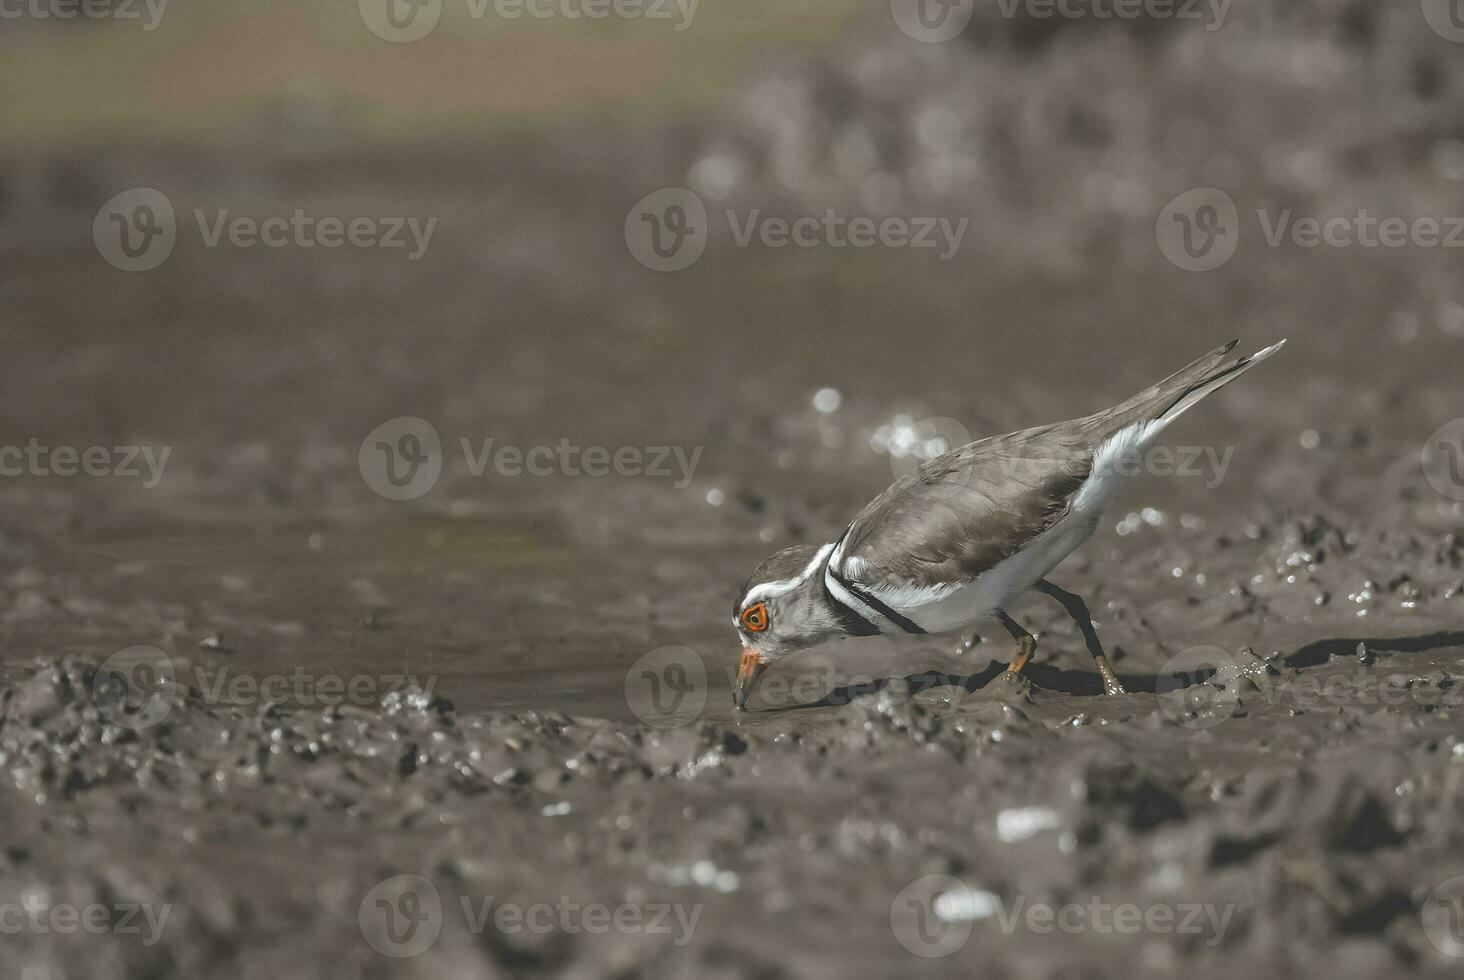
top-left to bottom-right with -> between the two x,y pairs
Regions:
731,339 -> 1285,709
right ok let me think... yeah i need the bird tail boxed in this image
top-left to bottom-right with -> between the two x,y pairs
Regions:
1152,338 -> 1286,428
1102,338 -> 1286,435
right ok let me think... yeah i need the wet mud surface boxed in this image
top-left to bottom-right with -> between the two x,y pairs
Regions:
5,2 -> 1464,977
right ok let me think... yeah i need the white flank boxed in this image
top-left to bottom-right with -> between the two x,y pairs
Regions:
1071,419 -> 1164,514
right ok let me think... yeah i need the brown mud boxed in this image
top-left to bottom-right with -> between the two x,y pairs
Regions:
4,3 -> 1464,977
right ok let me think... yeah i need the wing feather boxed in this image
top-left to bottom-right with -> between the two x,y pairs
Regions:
838,421 -> 1094,592
836,339 -> 1272,598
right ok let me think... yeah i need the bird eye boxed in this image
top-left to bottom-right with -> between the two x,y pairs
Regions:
740,602 -> 769,632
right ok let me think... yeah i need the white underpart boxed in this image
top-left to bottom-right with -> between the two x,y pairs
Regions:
1072,418 -> 1166,513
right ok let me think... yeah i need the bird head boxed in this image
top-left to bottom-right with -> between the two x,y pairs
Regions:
731,542 -> 851,710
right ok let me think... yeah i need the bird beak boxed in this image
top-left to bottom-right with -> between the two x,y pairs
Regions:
733,646 -> 767,711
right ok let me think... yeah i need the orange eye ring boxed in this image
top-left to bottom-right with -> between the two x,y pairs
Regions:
740,602 -> 769,632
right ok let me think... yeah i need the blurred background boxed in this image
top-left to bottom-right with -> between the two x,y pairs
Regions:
2,0 -> 1461,714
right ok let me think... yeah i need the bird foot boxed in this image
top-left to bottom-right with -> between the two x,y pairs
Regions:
987,670 -> 1033,701
1092,654 -> 1126,696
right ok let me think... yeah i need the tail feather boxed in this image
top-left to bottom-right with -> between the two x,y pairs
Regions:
1152,338 -> 1286,428
1097,339 -> 1285,436
1068,339 -> 1285,515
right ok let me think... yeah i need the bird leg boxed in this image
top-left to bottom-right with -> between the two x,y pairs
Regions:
1035,578 -> 1126,695
994,611 -> 1036,680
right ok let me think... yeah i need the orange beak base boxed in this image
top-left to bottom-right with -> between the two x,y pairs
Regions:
733,647 -> 768,711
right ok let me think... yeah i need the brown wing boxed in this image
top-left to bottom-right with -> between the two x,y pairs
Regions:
838,421 -> 1097,591
838,339 -> 1254,593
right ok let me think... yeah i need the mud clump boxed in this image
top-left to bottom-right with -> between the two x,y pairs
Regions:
2,639 -> 1462,976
